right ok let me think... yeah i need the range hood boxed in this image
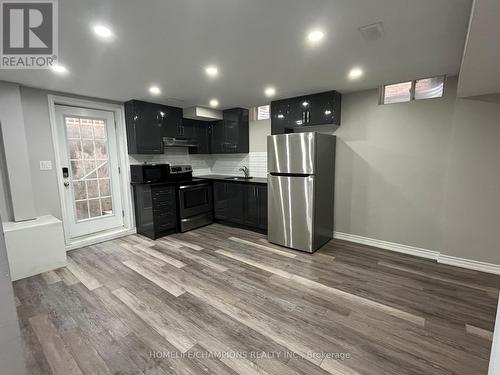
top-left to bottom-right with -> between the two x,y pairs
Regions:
183,106 -> 222,121
163,137 -> 198,148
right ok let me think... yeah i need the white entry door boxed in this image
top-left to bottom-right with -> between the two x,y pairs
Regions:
55,105 -> 124,240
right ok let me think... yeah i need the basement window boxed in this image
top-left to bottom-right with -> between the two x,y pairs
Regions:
381,76 -> 445,104
250,105 -> 270,121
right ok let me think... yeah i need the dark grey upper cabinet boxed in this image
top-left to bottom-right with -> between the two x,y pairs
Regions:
125,100 -> 183,154
211,108 -> 249,154
271,91 -> 341,135
184,119 -> 212,155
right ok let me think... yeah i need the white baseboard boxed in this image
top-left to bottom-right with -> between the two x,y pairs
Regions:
438,255 -> 500,275
66,227 -> 136,251
333,231 -> 439,260
333,231 -> 500,275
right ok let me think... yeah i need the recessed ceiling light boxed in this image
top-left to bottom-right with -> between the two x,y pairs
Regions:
209,98 -> 219,107
307,30 -> 325,43
149,85 -> 161,96
348,67 -> 364,80
205,65 -> 219,77
51,64 -> 68,74
93,25 -> 114,40
264,87 -> 276,97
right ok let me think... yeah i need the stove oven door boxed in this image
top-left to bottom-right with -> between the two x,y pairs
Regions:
178,183 -> 213,219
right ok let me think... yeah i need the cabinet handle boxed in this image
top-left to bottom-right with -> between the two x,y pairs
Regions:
306,111 -> 310,123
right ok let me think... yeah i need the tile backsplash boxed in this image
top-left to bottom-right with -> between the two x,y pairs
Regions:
129,148 -> 267,178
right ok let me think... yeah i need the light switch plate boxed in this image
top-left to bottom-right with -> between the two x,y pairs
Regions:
39,160 -> 52,170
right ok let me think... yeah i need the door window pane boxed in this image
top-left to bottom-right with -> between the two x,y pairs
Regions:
94,140 -> 107,159
71,160 -> 85,179
65,116 -> 114,222
383,81 -> 412,104
99,179 -> 111,196
86,180 -> 99,198
65,118 -> 80,138
89,199 -> 102,218
82,140 -> 95,158
101,197 -> 112,215
75,201 -> 89,220
97,161 -> 109,178
84,160 -> 97,179
80,119 -> 94,138
415,76 -> 445,100
93,119 -> 106,139
68,140 -> 82,159
73,181 -> 86,200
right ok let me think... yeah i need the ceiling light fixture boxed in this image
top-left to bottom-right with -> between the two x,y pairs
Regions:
205,65 -> 219,77
348,67 -> 364,80
149,85 -> 161,95
51,64 -> 68,74
209,98 -> 219,107
264,87 -> 276,97
93,25 -> 114,40
307,30 -> 325,43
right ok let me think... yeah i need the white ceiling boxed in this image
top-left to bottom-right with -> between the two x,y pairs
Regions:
0,0 -> 472,109
458,0 -> 500,99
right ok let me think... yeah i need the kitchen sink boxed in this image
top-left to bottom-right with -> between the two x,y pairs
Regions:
224,176 -> 253,181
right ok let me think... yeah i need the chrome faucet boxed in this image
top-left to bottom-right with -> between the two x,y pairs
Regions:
239,166 -> 250,178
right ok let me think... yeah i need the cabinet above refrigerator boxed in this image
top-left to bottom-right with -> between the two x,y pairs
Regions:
270,90 -> 341,135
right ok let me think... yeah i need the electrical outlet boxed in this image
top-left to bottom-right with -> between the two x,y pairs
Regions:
39,160 -> 52,170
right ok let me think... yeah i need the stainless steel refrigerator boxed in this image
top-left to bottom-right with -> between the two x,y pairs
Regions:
267,132 -> 336,253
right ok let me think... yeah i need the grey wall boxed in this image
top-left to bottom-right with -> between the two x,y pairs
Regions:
0,83 -> 37,221
0,128 -> 13,221
439,96 -> 500,263
0,219 -> 27,374
19,87 -> 63,220
335,79 -> 456,251
249,119 -> 271,152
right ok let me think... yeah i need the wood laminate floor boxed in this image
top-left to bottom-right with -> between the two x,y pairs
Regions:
14,224 -> 500,375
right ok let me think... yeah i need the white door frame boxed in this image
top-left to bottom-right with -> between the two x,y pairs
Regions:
48,95 -> 135,250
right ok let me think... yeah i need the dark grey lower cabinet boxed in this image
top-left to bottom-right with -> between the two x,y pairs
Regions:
133,184 -> 177,239
213,182 -> 267,232
257,185 -> 267,230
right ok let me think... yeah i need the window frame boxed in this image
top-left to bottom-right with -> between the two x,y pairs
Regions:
379,75 -> 446,105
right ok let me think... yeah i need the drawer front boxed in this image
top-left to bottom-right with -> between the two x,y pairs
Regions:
154,211 -> 176,231
153,199 -> 175,211
151,186 -> 177,232
152,186 -> 175,200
